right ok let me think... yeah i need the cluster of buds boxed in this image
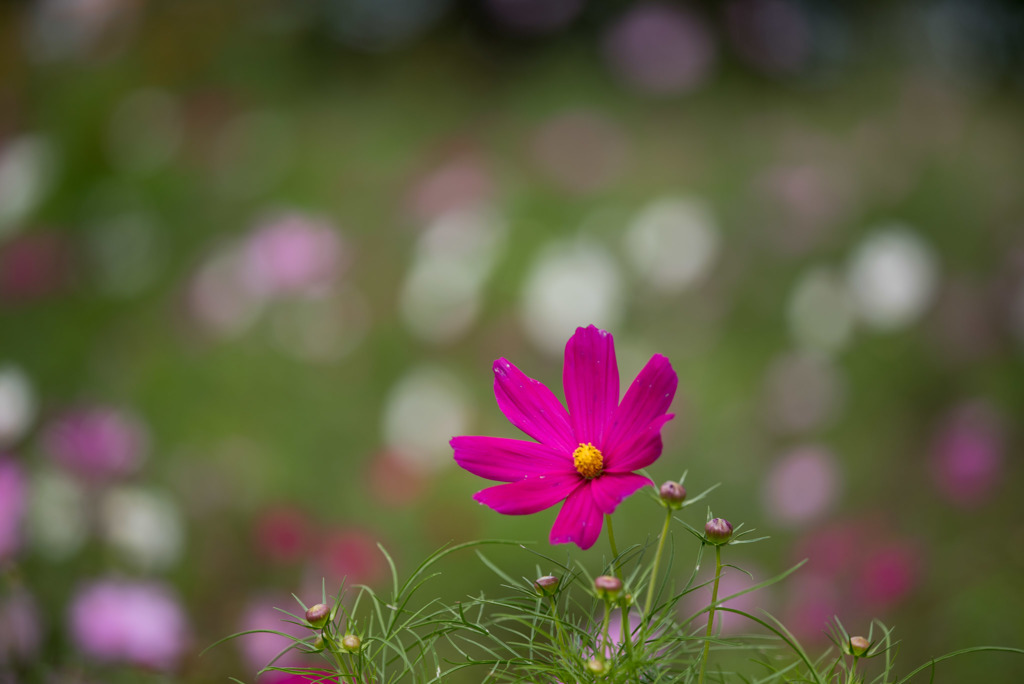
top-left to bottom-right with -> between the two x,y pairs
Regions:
303,602 -> 362,655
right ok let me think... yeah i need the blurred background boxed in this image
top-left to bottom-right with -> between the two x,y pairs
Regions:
1,0 -> 1023,681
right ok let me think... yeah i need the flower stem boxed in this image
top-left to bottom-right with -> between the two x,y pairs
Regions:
601,599 -> 612,658
643,508 -> 673,619
604,514 -> 622,579
548,595 -> 569,657
697,544 -> 723,684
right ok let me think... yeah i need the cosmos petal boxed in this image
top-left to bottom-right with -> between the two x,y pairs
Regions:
549,484 -> 604,550
604,415 -> 672,473
473,473 -> 582,515
590,472 -> 652,514
493,358 -> 575,453
452,436 -> 572,482
603,354 -> 677,469
563,325 -> 619,447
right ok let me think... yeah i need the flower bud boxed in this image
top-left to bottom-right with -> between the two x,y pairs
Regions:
593,575 -> 623,600
586,656 -> 608,675
305,603 -> 331,629
659,481 -> 687,509
311,634 -> 325,652
340,634 -> 361,652
704,518 -> 733,544
849,636 -> 870,656
534,575 -> 559,596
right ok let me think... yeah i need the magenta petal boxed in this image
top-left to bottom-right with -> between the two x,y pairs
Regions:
549,484 -> 604,550
474,473 -> 581,515
563,326 -> 619,446
604,415 -> 672,473
493,359 -> 576,453
603,354 -> 677,469
452,436 -> 571,482
590,473 -> 652,514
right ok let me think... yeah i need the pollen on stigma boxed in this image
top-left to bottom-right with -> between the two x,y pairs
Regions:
572,442 -> 604,479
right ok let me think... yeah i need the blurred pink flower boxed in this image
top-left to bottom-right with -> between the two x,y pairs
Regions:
0,588 -> 42,662
0,232 -> 72,303
0,457 -> 27,560
43,406 -> 147,483
316,528 -> 387,587
604,3 -> 717,95
366,450 -> 429,509
930,401 -> 1004,508
761,445 -> 841,526
452,325 -> 677,550
243,213 -> 346,297
68,579 -> 188,670
254,506 -> 313,564
856,544 -> 917,607
788,519 -> 921,640
406,153 -> 495,220
237,598 -> 308,674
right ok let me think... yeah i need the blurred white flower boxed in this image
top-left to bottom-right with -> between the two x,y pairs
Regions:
400,206 -> 506,343
0,366 -> 36,446
100,487 -> 185,571
382,366 -> 469,473
0,135 -> 57,238
846,226 -> 939,331
787,267 -> 855,353
26,470 -> 88,560
188,244 -> 264,338
624,197 -> 719,293
521,238 -> 625,356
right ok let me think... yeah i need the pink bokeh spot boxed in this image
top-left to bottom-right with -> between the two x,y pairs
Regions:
604,3 -> 717,95
254,506 -> 313,564
856,545 -> 918,607
930,401 -> 1004,508
316,528 -> 387,588
762,445 -> 841,526
68,579 -> 188,670
43,406 -> 148,484
243,213 -> 347,297
237,597 -> 309,674
0,457 -> 27,560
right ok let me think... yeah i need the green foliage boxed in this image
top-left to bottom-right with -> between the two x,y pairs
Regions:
218,486 -> 1024,683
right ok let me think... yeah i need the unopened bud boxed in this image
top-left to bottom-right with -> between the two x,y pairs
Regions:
704,518 -> 733,544
311,634 -> 325,652
850,636 -> 870,656
659,481 -> 687,509
593,575 -> 623,600
534,575 -> 559,596
586,657 -> 608,675
340,634 -> 361,652
305,603 -> 331,629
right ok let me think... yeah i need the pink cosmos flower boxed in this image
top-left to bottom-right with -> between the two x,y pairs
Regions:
452,325 -> 677,550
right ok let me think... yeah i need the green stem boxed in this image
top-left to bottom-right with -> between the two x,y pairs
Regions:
548,595 -> 569,657
601,600 -> 612,659
698,544 -> 723,684
643,508 -> 673,619
605,514 -> 622,579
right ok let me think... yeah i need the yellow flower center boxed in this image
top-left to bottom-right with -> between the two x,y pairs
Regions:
572,442 -> 604,479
